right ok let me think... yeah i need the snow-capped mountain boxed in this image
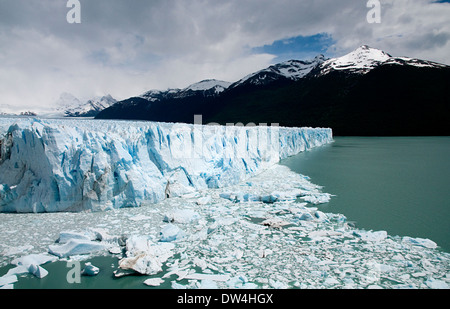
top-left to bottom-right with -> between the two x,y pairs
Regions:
65,94 -> 117,117
46,93 -> 117,118
140,79 -> 232,102
183,79 -> 232,93
97,45 -> 450,136
318,45 -> 447,75
231,55 -> 327,88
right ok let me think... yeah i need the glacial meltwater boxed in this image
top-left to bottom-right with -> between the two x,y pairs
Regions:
282,137 -> 450,252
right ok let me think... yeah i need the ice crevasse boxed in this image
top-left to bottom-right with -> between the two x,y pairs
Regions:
0,118 -> 333,213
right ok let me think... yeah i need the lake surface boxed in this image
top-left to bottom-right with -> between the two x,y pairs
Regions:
281,137 -> 450,252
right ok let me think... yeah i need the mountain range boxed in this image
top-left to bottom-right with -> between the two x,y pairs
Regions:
49,93 -> 118,118
93,45 -> 448,136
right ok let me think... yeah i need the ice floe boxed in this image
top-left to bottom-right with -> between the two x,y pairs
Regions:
48,239 -> 107,258
81,262 -> 100,276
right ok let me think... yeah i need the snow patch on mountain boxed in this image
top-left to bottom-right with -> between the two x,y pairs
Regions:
232,55 -> 327,88
320,45 -> 391,75
37,93 -> 117,118
65,95 -> 117,117
184,79 -> 232,93
139,80 -> 232,102
319,45 -> 448,75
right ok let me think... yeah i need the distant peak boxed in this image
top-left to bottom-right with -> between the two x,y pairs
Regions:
184,79 -> 232,92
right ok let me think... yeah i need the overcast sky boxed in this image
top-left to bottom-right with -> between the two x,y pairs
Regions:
1,0 -> 450,112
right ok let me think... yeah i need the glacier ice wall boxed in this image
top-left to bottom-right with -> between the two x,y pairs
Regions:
0,118 -> 332,213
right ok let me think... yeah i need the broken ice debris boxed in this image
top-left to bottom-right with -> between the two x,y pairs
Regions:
144,278 -> 165,287
196,196 -> 211,205
5,253 -> 57,280
425,278 -> 449,289
163,209 -> 200,224
11,253 -> 58,267
301,193 -> 332,204
27,264 -> 48,279
48,239 -> 107,258
353,230 -> 387,242
57,231 -> 95,244
261,218 -> 290,229
402,237 -> 438,249
119,235 -> 175,276
81,262 -> 100,276
0,275 -> 17,288
160,224 -> 186,242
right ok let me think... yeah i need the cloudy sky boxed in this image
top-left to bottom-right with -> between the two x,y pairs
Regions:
1,0 -> 450,112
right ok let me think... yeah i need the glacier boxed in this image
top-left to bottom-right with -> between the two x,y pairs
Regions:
0,117 -> 333,213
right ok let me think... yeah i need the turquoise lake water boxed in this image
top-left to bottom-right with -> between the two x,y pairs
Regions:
2,136 -> 449,289
282,136 -> 450,252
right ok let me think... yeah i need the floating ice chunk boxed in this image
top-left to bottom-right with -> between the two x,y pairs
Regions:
109,247 -> 122,255
119,235 -> 175,276
199,280 -> 218,289
226,275 -> 257,289
353,230 -> 387,242
308,230 -> 343,241
402,237 -> 438,249
27,264 -> 48,279
185,273 -> 230,282
144,278 -> 165,287
261,217 -> 290,229
314,211 -> 328,222
171,281 -> 187,289
269,279 -> 288,289
302,193 -> 332,205
367,284 -> 383,289
7,253 -> 55,280
129,214 -> 153,222
5,265 -> 29,277
0,275 -> 17,288
81,262 -> 100,276
296,212 -> 315,221
160,224 -> 186,242
57,231 -> 95,244
324,277 -> 340,286
12,253 -> 58,267
425,278 -> 449,289
196,196 -> 211,205
163,209 -> 200,224
48,239 -> 107,258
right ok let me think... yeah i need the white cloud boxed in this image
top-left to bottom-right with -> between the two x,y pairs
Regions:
0,0 -> 449,112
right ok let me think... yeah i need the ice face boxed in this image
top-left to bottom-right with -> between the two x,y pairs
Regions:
0,118 -> 333,213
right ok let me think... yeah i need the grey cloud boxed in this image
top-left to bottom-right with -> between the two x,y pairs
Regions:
1,0 -> 449,111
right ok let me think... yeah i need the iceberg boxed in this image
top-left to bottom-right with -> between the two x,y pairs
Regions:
402,237 -> 438,249
48,239 -> 107,258
118,235 -> 175,276
0,118 -> 333,213
160,224 -> 186,242
81,262 -> 100,276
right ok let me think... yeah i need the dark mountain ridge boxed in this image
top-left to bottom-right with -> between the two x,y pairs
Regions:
96,46 -> 450,136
